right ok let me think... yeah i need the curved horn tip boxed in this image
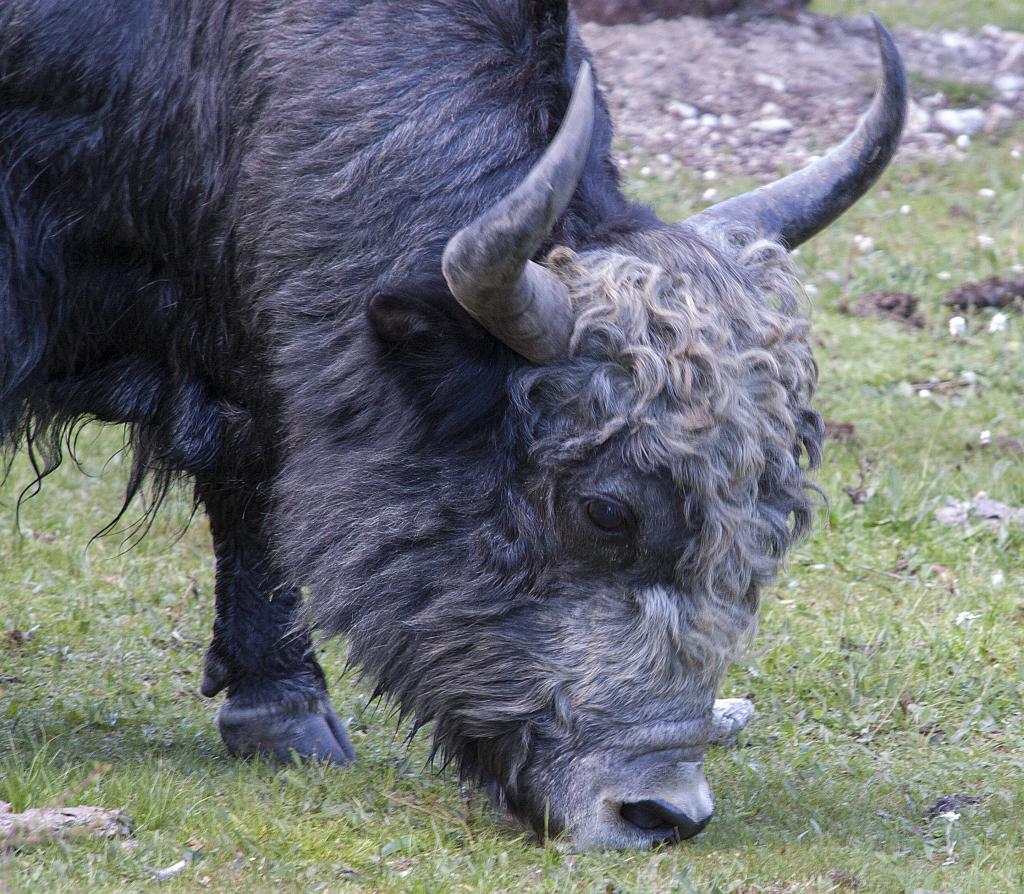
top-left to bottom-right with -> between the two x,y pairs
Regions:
869,14 -> 908,98
683,10 -> 907,250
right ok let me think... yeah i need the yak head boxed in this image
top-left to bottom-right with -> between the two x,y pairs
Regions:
294,18 -> 905,850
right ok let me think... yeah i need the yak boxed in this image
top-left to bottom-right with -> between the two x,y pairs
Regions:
0,0 -> 906,849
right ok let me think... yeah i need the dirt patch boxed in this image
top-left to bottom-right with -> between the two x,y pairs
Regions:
573,0 -> 807,25
840,290 -> 924,328
584,12 -> 1024,179
824,420 -> 857,442
944,275 -> 1024,310
924,793 -> 982,820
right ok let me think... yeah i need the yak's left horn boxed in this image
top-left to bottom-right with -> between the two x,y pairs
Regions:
442,63 -> 595,363
686,15 -> 907,249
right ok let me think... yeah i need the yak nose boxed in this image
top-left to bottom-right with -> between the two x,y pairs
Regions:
619,797 -> 712,841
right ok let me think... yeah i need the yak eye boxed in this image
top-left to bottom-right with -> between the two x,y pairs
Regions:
584,497 -> 632,533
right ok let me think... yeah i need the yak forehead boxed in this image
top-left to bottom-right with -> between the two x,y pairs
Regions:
513,237 -> 820,599
518,240 -> 814,478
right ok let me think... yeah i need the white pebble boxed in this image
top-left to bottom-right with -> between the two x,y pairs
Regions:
989,312 -> 1008,333
977,234 -> 995,248
956,134 -> 972,149
702,188 -> 718,201
900,204 -> 912,215
979,430 -> 992,445
992,570 -> 1005,587
978,188 -> 997,198
949,315 -> 967,337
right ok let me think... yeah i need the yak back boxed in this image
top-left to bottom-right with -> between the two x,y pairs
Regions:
0,0 -> 645,523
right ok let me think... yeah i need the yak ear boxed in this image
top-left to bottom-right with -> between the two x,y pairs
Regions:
367,292 -> 442,345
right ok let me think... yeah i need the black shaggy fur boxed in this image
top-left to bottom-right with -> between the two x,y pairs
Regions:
1,1 -> 824,844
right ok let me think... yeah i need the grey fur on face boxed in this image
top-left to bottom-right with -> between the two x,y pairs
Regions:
293,229 -> 822,848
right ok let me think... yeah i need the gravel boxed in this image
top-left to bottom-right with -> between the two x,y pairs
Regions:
583,11 -> 1024,180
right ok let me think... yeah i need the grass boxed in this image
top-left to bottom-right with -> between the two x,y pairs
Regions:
811,0 -> 1024,32
3,8 -> 1024,894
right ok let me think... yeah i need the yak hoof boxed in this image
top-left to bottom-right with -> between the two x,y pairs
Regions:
217,690 -> 356,765
708,697 -> 755,746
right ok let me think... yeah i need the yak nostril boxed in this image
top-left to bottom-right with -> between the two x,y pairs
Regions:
620,798 -> 711,841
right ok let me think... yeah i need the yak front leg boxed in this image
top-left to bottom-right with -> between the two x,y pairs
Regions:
198,486 -> 354,765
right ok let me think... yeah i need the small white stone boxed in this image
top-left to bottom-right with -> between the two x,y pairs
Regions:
639,165 -> 652,177
992,570 -> 1005,586
754,72 -> 786,93
918,388 -> 933,399
709,698 -> 756,745
937,271 -> 952,281
949,315 -> 967,337
760,100 -> 783,116
989,312 -> 1009,333
956,134 -> 972,149
979,429 -> 992,445
900,204 -> 912,215
750,117 -> 794,135
977,233 -> 995,248
941,31 -> 973,50
935,108 -> 986,137
667,101 -> 699,120
939,810 -> 961,822
995,73 -> 1024,99
978,188 -> 997,198
1012,147 -> 1022,160
702,187 -> 718,201
699,113 -> 719,128
804,283 -> 818,296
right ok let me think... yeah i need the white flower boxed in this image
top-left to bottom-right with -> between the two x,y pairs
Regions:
992,570 -> 1005,586
702,188 -> 718,201
939,810 -> 961,823
937,271 -> 952,281
978,188 -> 997,198
956,134 -> 971,149
979,430 -> 992,445
977,234 -> 995,249
955,611 -> 980,626
900,204 -> 912,215
949,316 -> 967,337
1012,147 -> 1022,160
989,312 -> 1009,333
918,388 -> 933,399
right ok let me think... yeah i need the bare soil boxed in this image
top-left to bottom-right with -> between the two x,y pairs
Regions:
583,11 -> 1024,179
573,0 -> 808,25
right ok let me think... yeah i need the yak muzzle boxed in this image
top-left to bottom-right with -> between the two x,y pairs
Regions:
619,797 -> 712,842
